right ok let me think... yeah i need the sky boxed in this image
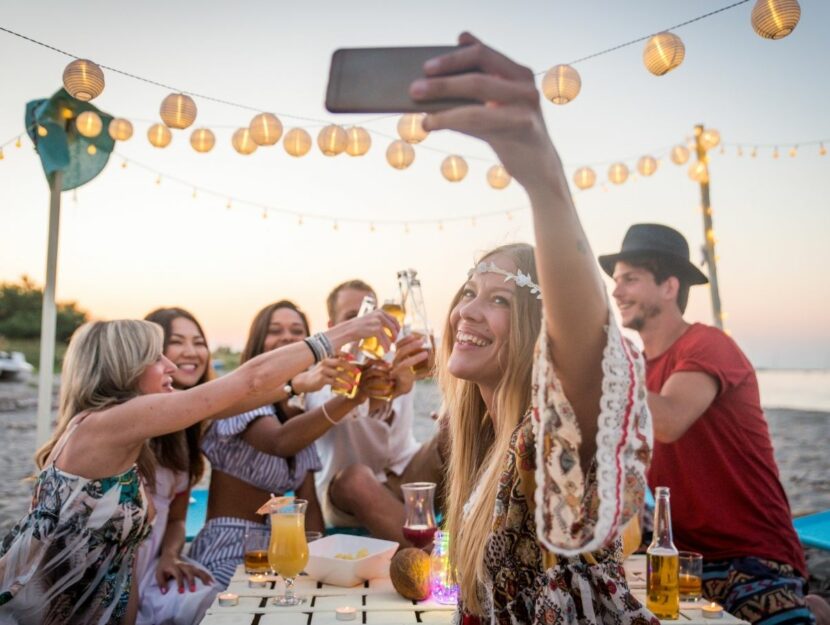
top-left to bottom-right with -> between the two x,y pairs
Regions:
1,1 -> 828,368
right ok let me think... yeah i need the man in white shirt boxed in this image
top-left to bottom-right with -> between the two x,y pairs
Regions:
305,279 -> 445,545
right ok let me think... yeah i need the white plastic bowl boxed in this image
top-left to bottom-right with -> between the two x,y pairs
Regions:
304,534 -> 398,587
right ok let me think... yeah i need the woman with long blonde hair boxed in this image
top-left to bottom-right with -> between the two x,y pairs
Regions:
414,35 -> 655,623
0,312 -> 396,625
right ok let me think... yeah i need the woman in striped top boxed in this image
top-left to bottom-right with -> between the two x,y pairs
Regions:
189,300 -> 393,588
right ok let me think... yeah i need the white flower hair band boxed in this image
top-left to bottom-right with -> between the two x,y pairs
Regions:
468,261 -> 543,300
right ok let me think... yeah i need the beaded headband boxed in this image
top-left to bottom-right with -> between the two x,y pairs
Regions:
467,261 -> 542,300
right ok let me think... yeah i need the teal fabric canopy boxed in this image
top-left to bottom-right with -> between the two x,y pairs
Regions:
25,88 -> 114,191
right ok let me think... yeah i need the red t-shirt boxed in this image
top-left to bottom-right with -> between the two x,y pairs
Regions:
646,323 -> 807,576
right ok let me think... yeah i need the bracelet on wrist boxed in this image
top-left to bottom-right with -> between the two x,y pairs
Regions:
321,402 -> 338,426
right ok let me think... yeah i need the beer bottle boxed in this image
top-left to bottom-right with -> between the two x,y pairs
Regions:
646,486 -> 680,619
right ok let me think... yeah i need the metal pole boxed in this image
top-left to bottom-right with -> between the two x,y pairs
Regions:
36,169 -> 63,448
693,124 -> 724,330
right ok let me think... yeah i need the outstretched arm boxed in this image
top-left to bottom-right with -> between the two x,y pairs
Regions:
414,33 -> 608,465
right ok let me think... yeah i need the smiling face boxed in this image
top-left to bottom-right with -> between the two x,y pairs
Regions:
263,306 -> 309,352
136,353 -> 177,395
164,317 -> 210,390
612,261 -> 674,331
447,253 -> 517,391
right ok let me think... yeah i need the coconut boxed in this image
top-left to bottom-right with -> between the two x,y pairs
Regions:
389,548 -> 431,601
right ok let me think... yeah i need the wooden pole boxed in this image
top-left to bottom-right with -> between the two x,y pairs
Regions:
693,124 -> 724,330
36,169 -> 63,448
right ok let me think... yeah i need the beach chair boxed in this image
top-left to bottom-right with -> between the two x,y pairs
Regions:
793,509 -> 830,551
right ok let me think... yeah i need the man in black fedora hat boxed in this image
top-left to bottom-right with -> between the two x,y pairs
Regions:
601,224 -> 817,625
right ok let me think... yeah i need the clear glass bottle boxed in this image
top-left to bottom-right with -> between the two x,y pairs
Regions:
646,486 -> 680,619
334,295 -> 375,399
429,530 -> 458,605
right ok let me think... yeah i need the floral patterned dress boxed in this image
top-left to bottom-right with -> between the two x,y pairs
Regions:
0,422 -> 152,625
459,317 -> 658,625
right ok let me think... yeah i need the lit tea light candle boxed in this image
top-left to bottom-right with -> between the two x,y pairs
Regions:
248,574 -> 268,588
702,602 -> 724,619
336,606 -> 357,621
218,592 -> 239,607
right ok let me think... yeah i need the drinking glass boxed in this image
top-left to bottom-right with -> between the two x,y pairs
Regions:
243,526 -> 271,574
401,482 -> 437,549
679,551 -> 703,601
268,499 -> 309,606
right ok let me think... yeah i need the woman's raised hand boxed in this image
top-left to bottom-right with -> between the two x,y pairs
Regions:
411,32 -> 560,193
324,309 -> 399,354
292,357 -> 356,394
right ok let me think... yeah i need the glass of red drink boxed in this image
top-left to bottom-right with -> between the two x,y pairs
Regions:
401,482 -> 437,549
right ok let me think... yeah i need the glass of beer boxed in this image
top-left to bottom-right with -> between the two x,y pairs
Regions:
243,526 -> 270,574
268,499 -> 309,606
679,551 -> 703,602
361,299 -> 404,360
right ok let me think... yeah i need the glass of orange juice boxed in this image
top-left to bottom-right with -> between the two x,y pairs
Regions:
268,499 -> 309,606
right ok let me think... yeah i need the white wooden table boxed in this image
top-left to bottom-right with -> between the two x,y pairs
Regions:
201,557 -> 749,625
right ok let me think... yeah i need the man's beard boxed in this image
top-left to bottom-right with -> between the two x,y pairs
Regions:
624,303 -> 661,331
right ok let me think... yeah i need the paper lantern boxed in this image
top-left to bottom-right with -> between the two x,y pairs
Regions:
643,32 -> 685,76
190,128 -> 215,153
76,111 -> 102,138
541,64 -> 581,105
386,140 -> 415,170
397,113 -> 429,144
700,129 -> 721,150
345,126 -> 371,156
820,143 -> 827,157
283,128 -> 312,157
249,113 -> 283,146
573,166 -> 596,190
160,93 -> 197,129
318,124 -> 347,156
441,155 -> 468,182
670,145 -> 690,165
751,0 -> 800,39
637,156 -> 658,177
487,164 -> 511,189
108,118 -> 133,141
688,162 -> 709,184
62,59 -> 105,101
772,147 -> 780,159
232,128 -> 257,155
148,123 -> 172,148
608,162 -> 629,185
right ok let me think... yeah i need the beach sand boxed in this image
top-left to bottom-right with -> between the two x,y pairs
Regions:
1,377 -> 827,594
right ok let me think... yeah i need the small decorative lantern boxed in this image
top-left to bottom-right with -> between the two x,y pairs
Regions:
284,128 -> 312,157
487,164 -> 511,189
643,32 -> 685,76
75,111 -> 103,138
148,123 -> 172,148
345,127 -> 371,156
430,531 -> 459,605
608,162 -> 629,185
249,112 -> 283,146
637,155 -> 658,177
232,128 -> 257,155
160,93 -> 197,129
190,128 -> 215,153
397,113 -> 429,144
670,145 -> 690,165
441,155 -> 468,182
751,0 -> 800,39
318,124 -> 347,156
108,118 -> 133,141
541,64 -> 581,105
700,129 -> 721,151
386,140 -> 415,170
688,162 -> 709,184
573,166 -> 596,190
63,59 -> 105,101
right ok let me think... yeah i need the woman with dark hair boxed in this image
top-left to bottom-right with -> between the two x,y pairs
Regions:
188,300 -> 408,588
134,307 -> 216,625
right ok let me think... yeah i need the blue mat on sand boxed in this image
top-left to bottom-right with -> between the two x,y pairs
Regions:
186,489 -> 298,541
793,510 -> 830,551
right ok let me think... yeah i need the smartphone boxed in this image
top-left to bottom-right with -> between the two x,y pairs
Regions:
325,46 -> 478,113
